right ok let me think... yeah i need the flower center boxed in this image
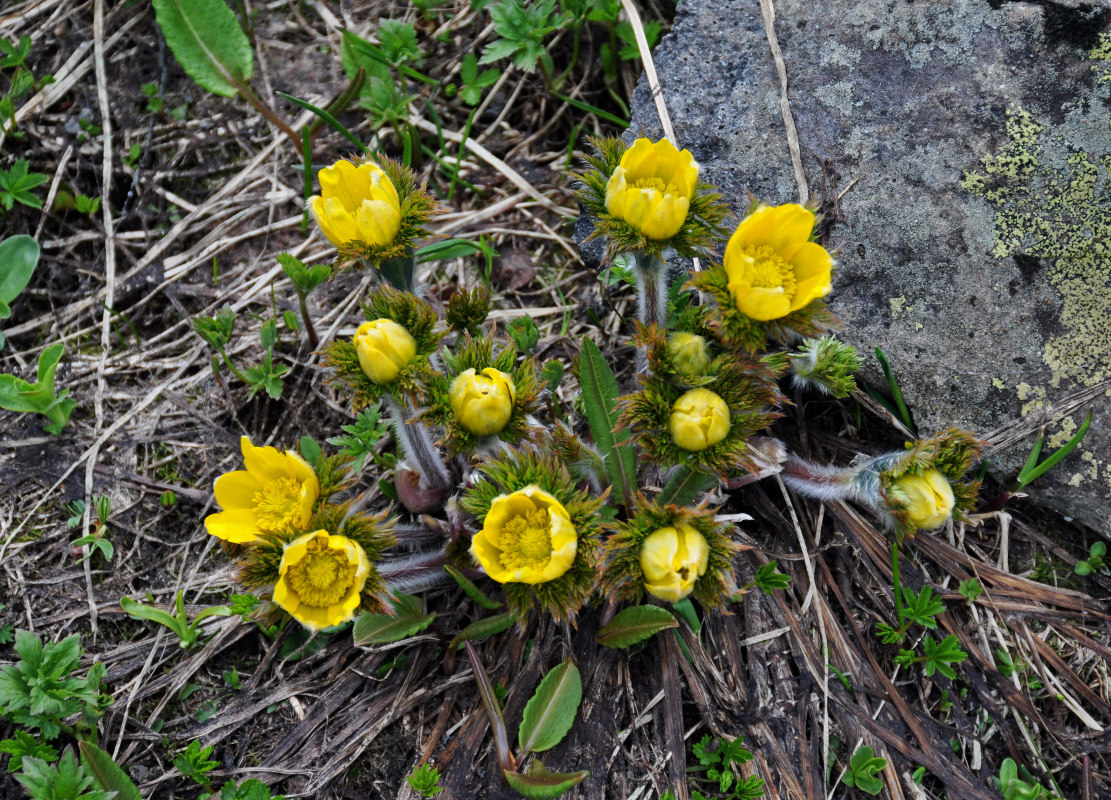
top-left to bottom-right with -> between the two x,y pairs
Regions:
253,478 -> 304,533
498,508 -> 553,571
286,537 -> 357,608
745,245 -> 797,297
631,176 -> 680,197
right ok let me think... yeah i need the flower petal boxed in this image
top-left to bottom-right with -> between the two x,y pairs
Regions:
213,470 -> 262,510
321,196 -> 360,245
319,159 -> 369,211
364,164 -> 401,210
471,530 -> 511,582
730,203 -> 814,253
620,138 -> 658,182
205,509 -> 260,543
739,286 -> 792,322
356,199 -> 401,247
242,439 -> 296,485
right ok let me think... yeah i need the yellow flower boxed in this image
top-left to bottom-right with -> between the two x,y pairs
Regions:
668,332 -> 711,375
449,367 -> 516,437
273,530 -> 370,631
668,388 -> 730,452
205,437 -> 320,544
890,469 -> 955,530
723,203 -> 833,321
470,486 -> 577,584
640,524 -> 709,603
354,319 -> 416,384
309,159 -> 402,248
605,137 -> 699,240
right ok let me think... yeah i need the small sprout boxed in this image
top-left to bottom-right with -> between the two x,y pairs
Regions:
507,315 -> 540,353
406,763 -> 444,798
140,81 -> 163,113
326,404 -> 392,472
842,746 -> 886,796
0,158 -> 48,211
958,578 -> 983,602
864,346 -> 917,434
160,490 -> 177,508
458,53 -> 498,105
1075,541 -> 1106,576
173,740 -> 218,791
120,590 -> 232,650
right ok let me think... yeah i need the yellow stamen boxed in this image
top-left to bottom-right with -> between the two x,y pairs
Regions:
285,537 -> 358,607
252,477 -> 304,533
745,245 -> 797,298
631,176 -> 680,197
497,508 -> 553,572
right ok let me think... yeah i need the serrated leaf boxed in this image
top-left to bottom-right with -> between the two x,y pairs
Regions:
80,740 -> 143,800
0,235 -> 39,308
152,0 -> 253,98
518,659 -> 582,755
596,605 -> 678,648
448,611 -> 515,650
503,762 -> 589,799
578,338 -> 635,507
352,594 -> 434,647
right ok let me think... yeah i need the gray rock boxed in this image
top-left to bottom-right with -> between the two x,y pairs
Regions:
627,0 -> 1111,534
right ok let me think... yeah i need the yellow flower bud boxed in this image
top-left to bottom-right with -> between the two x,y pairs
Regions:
668,388 -> 730,452
605,137 -> 699,240
273,530 -> 370,631
890,469 -> 955,530
353,319 -> 417,384
723,203 -> 833,321
449,367 -> 516,437
640,524 -> 709,603
309,159 -> 402,248
471,486 -> 577,584
668,332 -> 711,375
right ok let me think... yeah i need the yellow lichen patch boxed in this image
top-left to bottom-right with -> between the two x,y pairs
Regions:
1014,382 -> 1046,416
889,296 -> 906,318
991,377 -> 1005,390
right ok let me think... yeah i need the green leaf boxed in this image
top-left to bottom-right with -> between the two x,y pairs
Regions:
448,611 -> 515,650
151,0 -> 253,98
657,466 -> 712,506
298,435 -> 322,467
844,745 -> 887,795
503,762 -> 589,799
378,19 -> 421,65
0,731 -> 57,773
596,605 -> 678,648
79,740 -> 144,800
413,238 -> 484,264
0,343 -> 75,434
1015,409 -> 1093,491
352,594 -> 435,646
578,337 -> 635,507
0,234 -> 40,308
121,596 -> 188,640
444,565 -> 502,610
518,659 -> 582,755
753,561 -> 791,594
921,634 -> 968,680
17,749 -> 112,800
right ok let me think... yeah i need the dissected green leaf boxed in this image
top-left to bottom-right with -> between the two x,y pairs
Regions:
503,761 -> 589,799
352,593 -> 435,646
596,605 -> 678,648
518,659 -> 582,755
152,0 -> 253,97
578,337 -> 635,507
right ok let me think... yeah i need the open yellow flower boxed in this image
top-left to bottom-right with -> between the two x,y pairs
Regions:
205,437 -> 320,544
724,204 -> 833,321
449,367 -> 516,437
668,388 -> 730,452
890,469 -> 955,530
471,486 -> 577,584
273,530 -> 370,631
605,138 -> 699,240
354,319 -> 416,384
668,331 -> 711,375
640,524 -> 709,602
309,159 -> 402,248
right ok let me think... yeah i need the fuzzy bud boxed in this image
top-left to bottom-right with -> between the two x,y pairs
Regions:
354,319 -> 417,385
890,469 -> 955,530
668,388 -> 730,452
668,332 -> 712,376
449,367 -> 516,437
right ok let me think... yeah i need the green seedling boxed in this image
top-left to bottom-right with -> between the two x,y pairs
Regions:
0,731 -> 57,773
54,190 -> 100,215
0,631 -> 110,741
864,346 -> 917,434
0,233 -> 39,348
124,142 -> 142,168
68,495 -> 114,564
326,404 -> 393,473
481,0 -> 567,74
895,634 -> 968,680
276,252 -> 329,348
458,53 -> 498,105
0,342 -> 76,434
15,747 -> 113,800
958,578 -> 983,602
120,590 -> 232,649
1015,410 -> 1092,494
842,746 -> 886,795
406,763 -> 444,797
1074,540 -> 1106,576
140,81 -> 163,113
993,758 -> 1061,800
0,159 -> 48,211
688,734 -> 765,799
173,740 -> 218,791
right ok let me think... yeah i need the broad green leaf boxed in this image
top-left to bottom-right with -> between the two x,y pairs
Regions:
578,337 -> 635,507
596,605 -> 678,648
0,234 -> 39,307
352,594 -> 435,647
79,740 -> 144,800
518,659 -> 582,755
152,0 -> 253,98
445,565 -> 502,610
449,611 -> 515,650
503,762 -> 589,799
657,466 -> 712,506
414,238 -> 483,264
121,596 -> 185,634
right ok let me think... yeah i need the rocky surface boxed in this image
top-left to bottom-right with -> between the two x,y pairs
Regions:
626,0 -> 1111,534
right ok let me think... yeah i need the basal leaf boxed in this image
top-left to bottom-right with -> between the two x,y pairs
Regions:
518,659 -> 582,755
596,605 -> 678,648
503,762 -> 589,799
80,740 -> 144,800
0,234 -> 39,306
578,337 -> 635,507
152,0 -> 253,98
352,593 -> 435,647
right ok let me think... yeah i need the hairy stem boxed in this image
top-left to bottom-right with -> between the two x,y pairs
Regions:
384,393 -> 451,492
381,550 -> 450,595
634,249 -> 669,330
